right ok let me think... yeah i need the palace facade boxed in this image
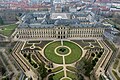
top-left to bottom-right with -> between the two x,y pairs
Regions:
12,12 -> 105,40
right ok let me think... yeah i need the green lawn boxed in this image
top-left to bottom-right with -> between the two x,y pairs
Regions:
0,24 -> 17,36
104,40 -> 116,50
118,66 -> 120,73
64,41 -> 82,64
66,66 -> 77,72
112,70 -> 120,80
44,41 -> 63,64
52,66 -> 63,73
113,59 -> 119,69
117,53 -> 120,59
53,71 -> 64,80
44,41 -> 82,64
84,46 -> 92,49
66,71 -> 77,80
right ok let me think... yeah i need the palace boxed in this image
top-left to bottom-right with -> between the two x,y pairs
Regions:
12,12 -> 105,40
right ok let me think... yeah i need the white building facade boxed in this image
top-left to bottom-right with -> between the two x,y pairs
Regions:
12,12 -> 105,40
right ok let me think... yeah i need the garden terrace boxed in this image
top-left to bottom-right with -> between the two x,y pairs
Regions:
36,51 -> 51,67
112,70 -> 120,80
12,53 -> 30,72
72,40 -> 101,49
21,49 -> 41,54
31,54 -> 41,65
66,71 -> 77,80
66,66 -> 77,72
118,66 -> 120,73
72,40 -> 90,48
83,40 -> 96,43
23,53 -> 38,68
52,71 -> 64,80
12,40 -> 109,80
28,41 -> 41,44
23,43 -> 33,48
52,66 -> 63,73
44,41 -> 63,64
113,59 -> 119,69
102,40 -> 117,71
64,41 -> 82,64
22,47 -> 41,51
91,42 -> 101,47
35,41 -> 52,48
103,39 -> 116,50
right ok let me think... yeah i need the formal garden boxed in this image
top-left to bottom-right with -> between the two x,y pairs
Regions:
112,52 -> 120,80
19,40 -> 107,80
44,41 -> 82,64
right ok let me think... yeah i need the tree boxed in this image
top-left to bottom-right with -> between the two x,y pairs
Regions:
77,73 -> 84,80
94,58 -> 98,62
33,63 -> 37,68
48,74 -> 54,80
99,52 -> 103,55
37,63 -> 48,79
91,53 -> 95,57
23,54 -> 27,58
9,49 -> 12,53
84,61 -> 94,76
75,57 -> 94,77
76,58 -> 86,74
97,54 -> 101,58
27,54 -> 31,62
92,60 -> 96,66
18,13 -> 22,17
0,17 -> 4,25
1,66 -> 6,75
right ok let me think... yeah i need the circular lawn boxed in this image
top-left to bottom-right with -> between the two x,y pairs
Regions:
63,41 -> 82,64
44,41 -> 82,64
44,41 -> 63,64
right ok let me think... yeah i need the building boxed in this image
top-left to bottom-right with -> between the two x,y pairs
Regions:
12,11 -> 105,41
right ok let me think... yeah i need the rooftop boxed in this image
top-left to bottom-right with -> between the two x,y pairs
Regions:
18,11 -> 99,28
51,13 -> 68,19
